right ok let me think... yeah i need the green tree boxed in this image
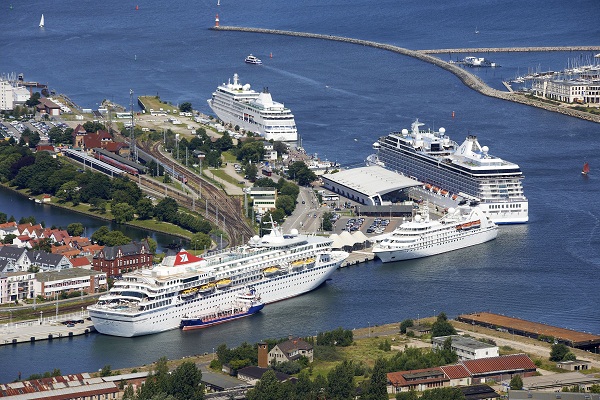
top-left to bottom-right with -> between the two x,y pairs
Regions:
420,387 -> 465,400
363,357 -> 388,400
179,102 -> 193,113
136,197 -> 155,220
275,195 -> 296,216
400,319 -> 414,334
3,233 -> 17,244
0,212 -> 6,224
246,163 -> 258,181
168,361 -> 204,400
550,343 -> 570,361
295,370 -> 318,400
246,369 -> 283,400
25,92 -> 41,107
123,384 -> 135,400
327,361 -> 355,400
67,223 -> 84,237
112,202 -> 135,223
100,365 -> 112,377
396,390 -> 418,400
431,312 -> 457,338
190,232 -> 211,252
510,374 -> 523,390
91,226 -> 110,244
154,197 -> 179,222
102,231 -> 132,246
589,384 -> 600,393
322,211 -> 334,231
273,141 -> 288,158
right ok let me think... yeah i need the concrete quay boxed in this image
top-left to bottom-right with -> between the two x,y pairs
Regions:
340,250 -> 375,268
420,46 -> 600,54
0,312 -> 95,346
211,26 -> 600,124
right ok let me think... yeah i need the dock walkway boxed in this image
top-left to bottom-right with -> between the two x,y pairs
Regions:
0,312 -> 95,346
212,26 -> 600,124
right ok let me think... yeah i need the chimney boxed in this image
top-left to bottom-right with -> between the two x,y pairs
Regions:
257,342 -> 268,368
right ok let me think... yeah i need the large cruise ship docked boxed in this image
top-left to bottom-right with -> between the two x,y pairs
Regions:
88,225 -> 348,337
207,73 -> 298,142
368,119 -> 528,224
372,205 -> 498,262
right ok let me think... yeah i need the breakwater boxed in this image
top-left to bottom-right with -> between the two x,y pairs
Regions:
211,26 -> 600,123
420,46 -> 600,54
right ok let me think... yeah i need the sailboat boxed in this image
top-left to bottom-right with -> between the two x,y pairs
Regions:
39,14 -> 44,28
582,162 -> 590,176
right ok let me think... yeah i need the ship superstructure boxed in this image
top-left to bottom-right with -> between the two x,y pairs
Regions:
207,73 -> 298,142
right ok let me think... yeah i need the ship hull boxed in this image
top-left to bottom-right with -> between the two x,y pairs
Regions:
373,227 -> 497,263
180,304 -> 264,331
90,252 -> 346,337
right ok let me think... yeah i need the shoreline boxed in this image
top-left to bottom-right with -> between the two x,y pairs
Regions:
0,182 -> 191,243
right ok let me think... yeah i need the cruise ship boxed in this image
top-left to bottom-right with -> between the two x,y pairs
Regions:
368,119 -> 528,224
88,225 -> 348,337
372,204 -> 498,262
207,73 -> 298,142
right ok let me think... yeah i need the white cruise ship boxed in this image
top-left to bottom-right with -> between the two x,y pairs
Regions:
88,225 -> 348,337
207,73 -> 298,142
372,205 -> 498,262
368,119 -> 528,224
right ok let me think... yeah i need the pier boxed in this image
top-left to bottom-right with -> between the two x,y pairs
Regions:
0,312 -> 95,346
211,26 -> 600,124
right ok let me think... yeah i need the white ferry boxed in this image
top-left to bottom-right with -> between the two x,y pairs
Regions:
207,73 -> 298,142
88,225 -> 348,337
372,204 -> 498,262
368,119 -> 528,224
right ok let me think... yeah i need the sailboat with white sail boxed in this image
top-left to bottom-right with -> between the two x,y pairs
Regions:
39,14 -> 44,28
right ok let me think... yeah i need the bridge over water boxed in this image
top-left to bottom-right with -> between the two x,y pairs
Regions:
211,25 -> 600,123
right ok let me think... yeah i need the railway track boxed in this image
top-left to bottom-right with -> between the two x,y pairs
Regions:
137,142 -> 255,246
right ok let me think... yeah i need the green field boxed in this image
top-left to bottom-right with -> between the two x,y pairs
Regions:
138,96 -> 179,112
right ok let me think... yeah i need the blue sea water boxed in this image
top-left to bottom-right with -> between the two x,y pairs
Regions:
1,0 -> 600,382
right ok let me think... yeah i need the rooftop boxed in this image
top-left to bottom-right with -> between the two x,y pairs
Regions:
322,165 -> 420,198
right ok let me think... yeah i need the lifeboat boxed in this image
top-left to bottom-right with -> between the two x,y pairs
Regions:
471,220 -> 481,229
451,194 -> 458,201
197,282 -> 215,294
432,186 -> 440,193
425,184 -> 433,190
440,189 -> 449,196
461,222 -> 473,230
180,287 -> 199,300
262,266 -> 281,277
216,279 -> 232,289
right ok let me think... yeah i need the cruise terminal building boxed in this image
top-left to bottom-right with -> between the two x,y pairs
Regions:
321,165 -> 421,206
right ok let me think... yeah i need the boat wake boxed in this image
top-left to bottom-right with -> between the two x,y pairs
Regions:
261,65 -> 374,101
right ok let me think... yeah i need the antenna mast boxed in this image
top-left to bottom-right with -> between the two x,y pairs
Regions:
129,89 -> 137,163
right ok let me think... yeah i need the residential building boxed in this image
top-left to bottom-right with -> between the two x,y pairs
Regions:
92,240 -> 152,277
432,335 -> 499,360
0,222 -> 18,240
35,268 -> 107,298
29,250 -> 73,271
387,367 -> 449,394
35,97 -> 62,116
0,271 -> 35,304
460,385 -> 500,400
268,337 -> 314,364
0,78 -> 29,111
0,246 -> 31,271
249,187 -> 278,215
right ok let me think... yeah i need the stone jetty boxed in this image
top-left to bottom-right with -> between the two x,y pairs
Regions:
211,26 -> 600,123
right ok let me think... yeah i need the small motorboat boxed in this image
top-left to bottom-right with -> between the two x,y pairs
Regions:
245,54 -> 262,65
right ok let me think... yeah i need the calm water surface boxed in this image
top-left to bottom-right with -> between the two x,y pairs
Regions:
0,0 -> 599,382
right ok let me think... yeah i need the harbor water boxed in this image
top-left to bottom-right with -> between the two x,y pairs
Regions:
1,0 -> 600,383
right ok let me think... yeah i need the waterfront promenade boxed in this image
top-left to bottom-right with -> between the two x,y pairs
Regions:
211,26 -> 600,123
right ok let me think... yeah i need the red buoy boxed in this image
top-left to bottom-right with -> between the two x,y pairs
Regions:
215,14 -> 219,27
135,4 -> 139,10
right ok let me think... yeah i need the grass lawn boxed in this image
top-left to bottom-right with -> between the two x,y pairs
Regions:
138,96 -> 178,112
210,168 -> 244,186
222,151 -> 238,164
127,219 -> 192,239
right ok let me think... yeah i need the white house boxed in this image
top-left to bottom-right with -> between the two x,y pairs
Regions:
0,271 -> 36,304
432,335 -> 499,360
35,268 -> 107,298
249,187 -> 278,215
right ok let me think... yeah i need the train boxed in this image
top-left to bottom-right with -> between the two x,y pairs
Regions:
93,152 -> 141,176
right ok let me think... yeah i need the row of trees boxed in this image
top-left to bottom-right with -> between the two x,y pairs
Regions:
0,140 -> 215,240
122,357 -> 204,400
